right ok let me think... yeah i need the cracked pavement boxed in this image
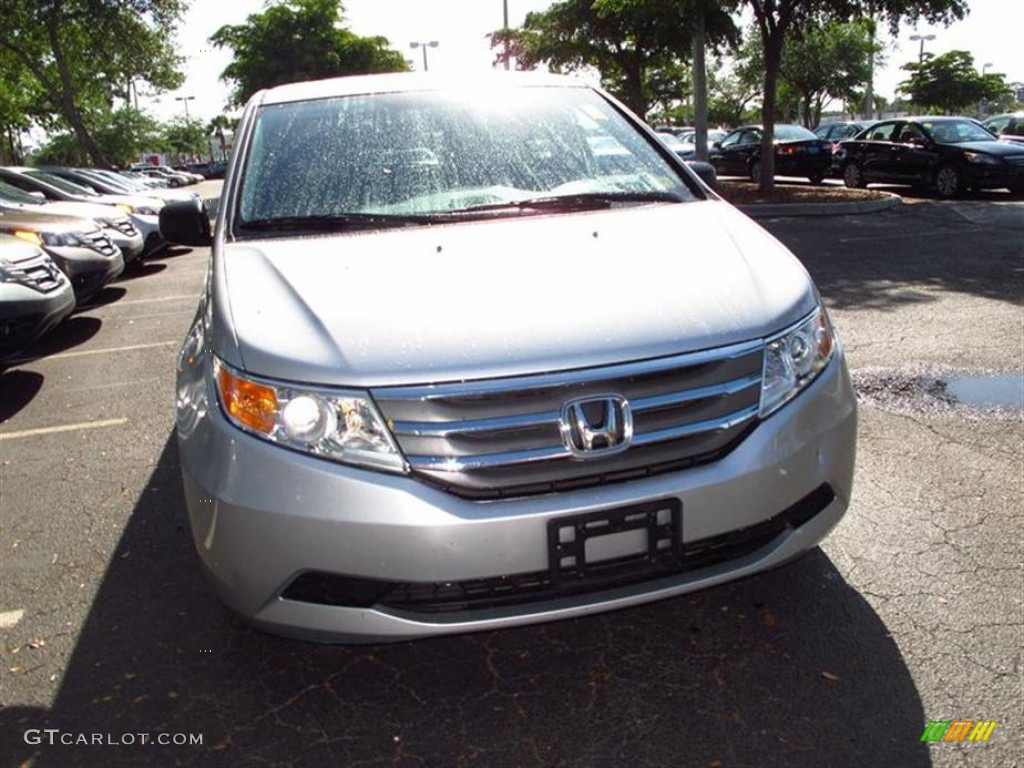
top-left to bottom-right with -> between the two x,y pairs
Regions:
1,190 -> 1021,767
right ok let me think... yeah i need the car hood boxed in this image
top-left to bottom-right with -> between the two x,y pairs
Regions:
0,209 -> 98,234
217,200 -> 817,387
21,200 -> 129,223
91,193 -> 165,210
954,140 -> 1024,157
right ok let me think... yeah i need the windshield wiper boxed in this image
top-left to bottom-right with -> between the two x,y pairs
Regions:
452,190 -> 686,215
237,212 -> 441,232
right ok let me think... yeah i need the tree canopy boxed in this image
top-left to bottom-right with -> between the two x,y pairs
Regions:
0,0 -> 186,166
210,0 -> 409,109
490,0 -> 737,119
898,50 -> 1012,114
741,0 -> 968,190
779,20 -> 877,127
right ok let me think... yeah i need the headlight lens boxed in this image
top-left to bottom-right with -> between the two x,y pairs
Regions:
760,307 -> 836,417
963,151 -> 999,165
211,357 -> 406,473
12,230 -> 43,246
40,231 -> 83,247
175,318 -> 209,437
114,203 -> 134,213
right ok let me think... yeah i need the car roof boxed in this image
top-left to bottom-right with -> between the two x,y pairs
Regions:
256,71 -> 588,106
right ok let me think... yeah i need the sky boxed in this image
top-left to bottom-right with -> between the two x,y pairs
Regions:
148,0 -> 1024,124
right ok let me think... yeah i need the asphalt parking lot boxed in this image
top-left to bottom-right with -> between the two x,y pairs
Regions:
1,186 -> 1021,767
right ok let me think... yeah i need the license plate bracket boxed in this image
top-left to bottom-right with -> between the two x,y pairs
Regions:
547,499 -> 682,585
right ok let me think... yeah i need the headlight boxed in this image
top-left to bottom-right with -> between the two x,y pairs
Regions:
963,152 -> 999,165
175,318 -> 209,437
12,230 -> 43,246
211,357 -> 407,473
760,307 -> 836,418
40,231 -> 83,247
114,203 -> 134,213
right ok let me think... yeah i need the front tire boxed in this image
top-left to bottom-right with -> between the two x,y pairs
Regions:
808,171 -> 826,185
749,161 -> 763,184
934,164 -> 962,198
843,162 -> 865,189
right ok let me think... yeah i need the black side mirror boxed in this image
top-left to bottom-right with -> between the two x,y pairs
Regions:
159,198 -> 212,247
686,160 -> 718,190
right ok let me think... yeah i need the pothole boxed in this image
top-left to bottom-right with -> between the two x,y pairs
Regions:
851,366 -> 1023,418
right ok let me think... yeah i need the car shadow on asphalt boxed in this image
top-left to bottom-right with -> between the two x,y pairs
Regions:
763,199 -> 1023,311
0,369 -> 44,421
0,433 -> 934,768
3,316 -> 102,366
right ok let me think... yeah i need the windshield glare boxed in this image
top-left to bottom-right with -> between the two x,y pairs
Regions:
0,180 -> 43,205
238,86 -> 695,226
26,171 -> 99,197
922,119 -> 999,144
774,125 -> 817,141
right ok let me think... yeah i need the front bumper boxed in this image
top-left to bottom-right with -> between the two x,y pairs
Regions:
179,354 -> 857,644
108,229 -> 144,264
46,246 -> 124,302
0,279 -> 76,355
130,214 -> 165,256
962,162 -> 1024,191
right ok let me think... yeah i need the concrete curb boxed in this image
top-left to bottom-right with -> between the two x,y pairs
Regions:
737,191 -> 902,218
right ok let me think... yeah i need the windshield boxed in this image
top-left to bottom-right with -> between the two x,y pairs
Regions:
24,170 -> 99,197
237,85 -> 697,230
921,119 -> 1000,144
774,125 -> 817,141
0,180 -> 43,205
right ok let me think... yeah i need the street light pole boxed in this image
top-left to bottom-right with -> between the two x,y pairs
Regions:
409,41 -> 439,72
175,95 -> 195,121
908,33 -> 936,65
503,0 -> 510,70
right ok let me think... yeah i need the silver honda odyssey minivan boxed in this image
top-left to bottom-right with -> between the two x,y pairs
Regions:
162,72 -> 857,643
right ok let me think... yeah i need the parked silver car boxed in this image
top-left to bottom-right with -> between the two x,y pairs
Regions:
0,209 -> 123,301
162,73 -> 857,643
1,234 -> 75,357
0,180 -> 143,264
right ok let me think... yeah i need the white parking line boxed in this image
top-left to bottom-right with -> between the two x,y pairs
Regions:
0,418 -> 128,441
0,609 -> 25,628
78,294 -> 199,309
34,341 -> 177,362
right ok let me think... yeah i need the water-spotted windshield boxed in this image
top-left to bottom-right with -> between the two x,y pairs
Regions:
921,119 -> 1001,144
236,86 -> 697,232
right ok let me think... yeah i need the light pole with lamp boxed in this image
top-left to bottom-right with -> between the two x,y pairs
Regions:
175,95 -> 195,121
908,33 -> 935,65
502,0 -> 510,70
979,63 -> 994,117
409,41 -> 439,72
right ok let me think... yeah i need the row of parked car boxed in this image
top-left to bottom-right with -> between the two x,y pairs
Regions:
656,111 -> 1024,197
0,165 -> 201,359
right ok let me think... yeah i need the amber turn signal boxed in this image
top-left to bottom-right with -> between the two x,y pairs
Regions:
216,362 -> 277,435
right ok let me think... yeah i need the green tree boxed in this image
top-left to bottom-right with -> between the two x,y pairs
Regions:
160,117 -> 209,164
898,50 -> 1011,114
0,48 -> 41,164
211,0 -> 408,109
779,20 -> 877,128
489,0 -> 734,119
0,0 -> 186,166
740,0 -> 968,191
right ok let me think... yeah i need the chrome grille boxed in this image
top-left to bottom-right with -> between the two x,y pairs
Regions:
82,230 -> 117,257
373,340 -> 764,498
109,217 -> 138,236
2,253 -> 64,293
